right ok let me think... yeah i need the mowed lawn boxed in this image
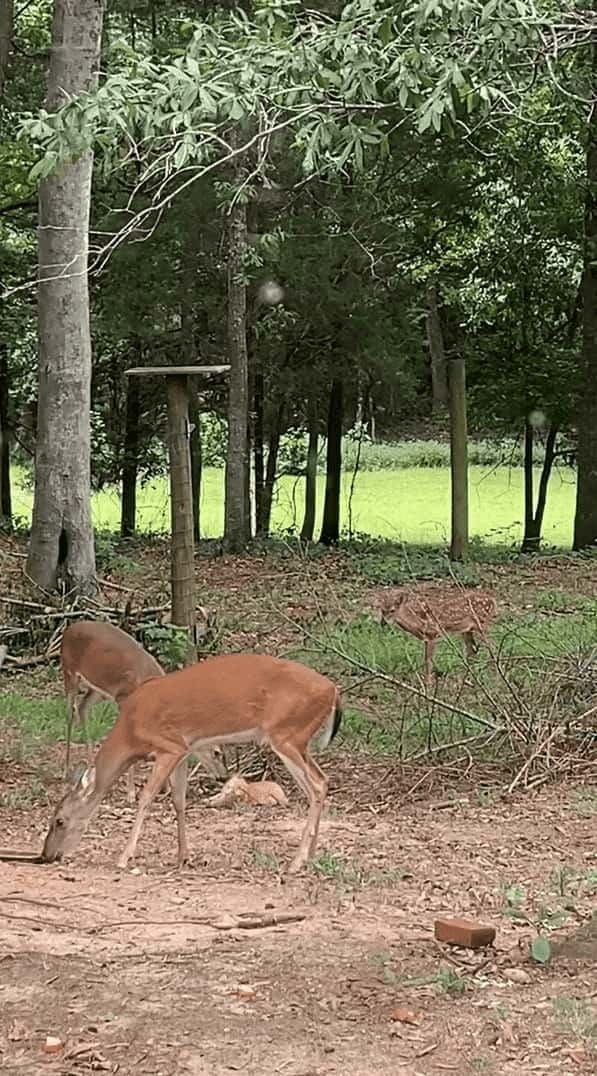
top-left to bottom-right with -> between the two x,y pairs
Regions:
11,464 -> 577,546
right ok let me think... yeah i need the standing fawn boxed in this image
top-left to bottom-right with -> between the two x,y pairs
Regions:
376,587 -> 497,684
42,652 -> 342,874
60,620 -> 225,804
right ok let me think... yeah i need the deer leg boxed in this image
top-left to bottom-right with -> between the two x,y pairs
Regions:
270,740 -> 327,874
168,757 -> 190,867
116,753 -> 183,870
424,639 -> 437,687
463,630 -> 478,662
125,766 -> 137,805
64,691 -> 77,777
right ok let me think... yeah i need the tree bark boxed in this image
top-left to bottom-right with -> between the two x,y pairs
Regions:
189,393 -> 202,545
425,284 -> 449,414
261,400 -> 284,537
0,0 -> 14,97
224,179 -> 251,552
120,373 -> 139,538
0,345 -> 11,525
300,398 -> 318,542
320,378 -> 343,546
448,357 -> 468,561
253,369 -> 265,534
574,42 -> 597,550
27,0 -> 104,596
522,422 -> 558,553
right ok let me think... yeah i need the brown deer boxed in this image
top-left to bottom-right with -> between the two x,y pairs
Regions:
375,587 -> 497,684
42,652 -> 342,874
60,621 -> 225,803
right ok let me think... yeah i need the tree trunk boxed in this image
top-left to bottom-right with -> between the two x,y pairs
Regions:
189,393 -> 202,545
224,177 -> 251,552
320,378 -> 343,546
253,370 -> 265,534
0,345 -> 11,525
300,398 -> 318,542
574,44 -> 597,550
448,357 -> 468,561
261,401 -> 284,537
425,284 -> 449,414
120,373 -> 139,538
0,0 -> 14,96
166,374 -> 196,655
522,422 -> 558,553
27,0 -> 103,596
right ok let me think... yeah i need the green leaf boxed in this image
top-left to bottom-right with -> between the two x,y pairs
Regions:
530,937 -> 551,964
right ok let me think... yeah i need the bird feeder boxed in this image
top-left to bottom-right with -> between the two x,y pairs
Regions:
125,365 -> 230,650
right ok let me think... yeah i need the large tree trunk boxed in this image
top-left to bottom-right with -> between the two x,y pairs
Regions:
574,47 -> 597,550
300,398 -> 318,542
120,373 -> 139,538
0,345 -> 11,525
320,378 -> 343,546
425,284 -> 449,414
27,0 -> 103,595
0,0 -> 14,96
522,421 -> 558,553
224,180 -> 251,552
448,357 -> 468,561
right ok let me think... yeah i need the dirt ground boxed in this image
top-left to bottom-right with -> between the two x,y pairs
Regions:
2,542 -> 597,1074
1,754 -> 597,1076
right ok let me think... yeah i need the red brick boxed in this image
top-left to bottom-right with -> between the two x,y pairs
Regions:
434,917 -> 496,949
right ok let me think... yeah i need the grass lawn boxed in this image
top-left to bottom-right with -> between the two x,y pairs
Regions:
11,463 -> 577,546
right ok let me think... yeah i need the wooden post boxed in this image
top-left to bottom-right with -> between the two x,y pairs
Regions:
449,357 -> 469,561
125,365 -> 229,660
166,374 -> 196,641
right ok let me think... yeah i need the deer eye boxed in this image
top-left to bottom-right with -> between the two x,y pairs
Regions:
55,817 -> 65,828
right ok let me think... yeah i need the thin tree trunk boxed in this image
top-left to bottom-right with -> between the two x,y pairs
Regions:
523,418 -> 534,549
189,394 -> 202,545
522,422 -> 558,553
27,0 -> 103,596
0,345 -> 11,525
320,378 -> 343,546
300,398 -> 318,542
261,400 -> 284,536
448,357 -> 468,561
0,0 -> 14,96
574,41 -> 597,550
224,173 -> 251,552
253,370 -> 265,534
120,373 -> 139,537
425,284 -> 449,414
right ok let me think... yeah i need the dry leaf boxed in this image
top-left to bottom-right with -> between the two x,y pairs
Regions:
234,984 -> 257,1000
503,968 -> 531,984
390,1007 -> 422,1025
566,1046 -> 588,1065
7,1020 -> 29,1042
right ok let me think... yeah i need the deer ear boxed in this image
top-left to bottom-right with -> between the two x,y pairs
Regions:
71,765 -> 96,797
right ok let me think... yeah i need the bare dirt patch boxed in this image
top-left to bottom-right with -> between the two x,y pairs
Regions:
1,752 -> 597,1075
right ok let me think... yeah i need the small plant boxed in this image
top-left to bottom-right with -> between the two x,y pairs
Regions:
248,848 -> 280,871
553,996 -> 597,1040
142,623 -> 192,671
502,883 -> 526,918
0,778 -> 48,808
530,936 -> 552,964
436,966 -> 470,996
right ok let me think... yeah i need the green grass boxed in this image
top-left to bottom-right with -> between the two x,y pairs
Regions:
11,463 -> 577,546
0,692 -> 115,756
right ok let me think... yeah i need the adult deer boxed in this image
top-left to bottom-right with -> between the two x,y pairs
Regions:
42,652 -> 342,874
376,587 -> 497,684
60,620 -> 225,803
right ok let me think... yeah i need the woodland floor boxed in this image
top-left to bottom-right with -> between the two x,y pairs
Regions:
1,537 -> 597,1075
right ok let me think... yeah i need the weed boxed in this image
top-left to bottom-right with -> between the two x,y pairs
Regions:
553,996 -> 597,1040
310,851 -> 404,887
572,789 -> 597,817
437,966 -> 470,996
0,778 -> 48,808
248,848 -> 281,872
141,623 -> 193,671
